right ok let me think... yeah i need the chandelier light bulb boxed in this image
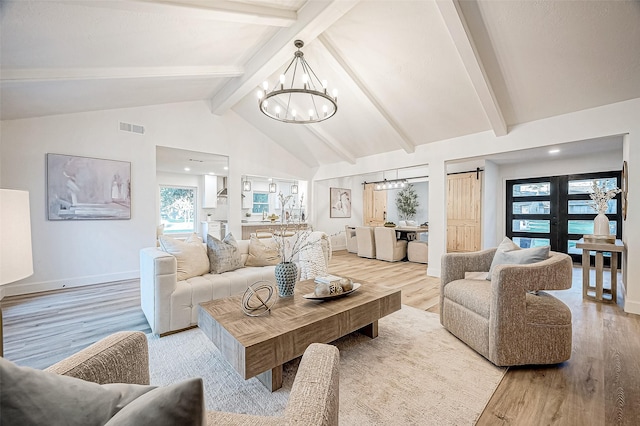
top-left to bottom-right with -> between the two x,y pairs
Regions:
308,109 -> 313,119
257,90 -> 264,99
262,81 -> 268,90
292,109 -> 297,118
332,89 -> 338,101
322,79 -> 327,89
280,74 -> 285,84
263,100 -> 268,109
322,105 -> 328,117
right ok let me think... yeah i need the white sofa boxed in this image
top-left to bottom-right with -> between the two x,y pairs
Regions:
140,234 -> 331,336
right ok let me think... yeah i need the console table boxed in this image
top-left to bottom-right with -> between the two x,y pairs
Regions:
576,238 -> 624,303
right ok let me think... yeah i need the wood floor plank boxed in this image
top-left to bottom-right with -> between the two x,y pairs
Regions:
2,251 -> 640,425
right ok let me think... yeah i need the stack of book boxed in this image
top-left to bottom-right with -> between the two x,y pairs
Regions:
314,275 -> 343,286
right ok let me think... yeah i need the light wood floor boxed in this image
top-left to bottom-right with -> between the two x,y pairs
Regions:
2,250 -> 639,425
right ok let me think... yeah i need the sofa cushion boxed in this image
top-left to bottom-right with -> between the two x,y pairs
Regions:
0,357 -> 204,426
158,234 -> 209,281
245,235 -> 281,267
207,233 -> 243,274
443,279 -> 492,319
487,237 -> 550,279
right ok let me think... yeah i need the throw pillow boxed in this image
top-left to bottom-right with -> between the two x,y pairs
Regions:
0,357 -> 204,426
105,378 -> 204,426
158,233 -> 209,281
245,235 -> 281,267
207,233 -> 243,274
487,237 -> 550,280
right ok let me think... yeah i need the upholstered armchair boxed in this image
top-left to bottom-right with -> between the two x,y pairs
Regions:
355,226 -> 376,258
440,249 -> 573,366
374,227 -> 407,262
345,226 -> 358,254
41,331 -> 340,425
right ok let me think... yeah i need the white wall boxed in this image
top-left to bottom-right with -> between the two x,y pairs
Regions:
313,98 -> 640,315
0,100 -> 313,296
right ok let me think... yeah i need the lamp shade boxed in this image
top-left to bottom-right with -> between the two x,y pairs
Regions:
0,189 -> 34,285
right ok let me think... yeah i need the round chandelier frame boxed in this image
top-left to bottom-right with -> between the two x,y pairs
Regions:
257,40 -> 338,124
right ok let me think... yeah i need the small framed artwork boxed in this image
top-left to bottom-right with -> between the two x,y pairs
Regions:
46,153 -> 131,220
330,187 -> 351,218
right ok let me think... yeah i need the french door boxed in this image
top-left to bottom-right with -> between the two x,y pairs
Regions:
506,171 -> 622,265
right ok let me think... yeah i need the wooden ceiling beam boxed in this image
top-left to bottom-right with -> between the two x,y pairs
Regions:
209,0 -> 360,115
1,66 -> 244,83
436,0 -> 507,137
318,33 -> 416,154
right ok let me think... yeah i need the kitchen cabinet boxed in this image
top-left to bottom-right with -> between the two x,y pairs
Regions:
203,175 -> 217,208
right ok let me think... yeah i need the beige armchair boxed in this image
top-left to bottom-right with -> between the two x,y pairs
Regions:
355,226 -> 376,258
374,227 -> 407,262
345,226 -> 358,254
440,249 -> 573,366
46,331 -> 340,425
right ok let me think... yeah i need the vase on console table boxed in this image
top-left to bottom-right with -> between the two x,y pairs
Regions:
593,212 -> 610,236
275,262 -> 297,297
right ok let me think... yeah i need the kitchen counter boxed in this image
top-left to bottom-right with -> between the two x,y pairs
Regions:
241,222 -> 308,239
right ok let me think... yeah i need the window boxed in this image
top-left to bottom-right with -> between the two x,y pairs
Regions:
159,186 -> 197,234
252,192 -> 269,214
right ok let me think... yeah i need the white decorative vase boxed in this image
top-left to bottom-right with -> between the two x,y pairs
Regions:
593,213 -> 610,236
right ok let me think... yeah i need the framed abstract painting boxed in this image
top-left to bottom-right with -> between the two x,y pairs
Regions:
330,187 -> 351,218
46,153 -> 131,220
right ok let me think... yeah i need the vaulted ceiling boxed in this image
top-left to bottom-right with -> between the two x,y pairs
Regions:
2,0 -> 639,168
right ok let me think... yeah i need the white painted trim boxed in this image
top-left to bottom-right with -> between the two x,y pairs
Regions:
210,0 -> 360,114
84,0 -> 297,27
435,0 -> 507,137
332,244 -> 347,252
318,34 -> 416,154
3,271 -> 139,297
2,66 -> 244,83
624,299 -> 640,315
427,266 -> 441,278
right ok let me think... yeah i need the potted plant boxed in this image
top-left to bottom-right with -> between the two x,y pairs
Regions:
396,184 -> 419,222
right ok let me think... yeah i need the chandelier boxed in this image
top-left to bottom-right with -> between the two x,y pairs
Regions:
257,40 -> 338,124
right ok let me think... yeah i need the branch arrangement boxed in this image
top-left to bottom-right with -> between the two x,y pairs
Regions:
588,181 -> 620,214
271,192 -> 313,263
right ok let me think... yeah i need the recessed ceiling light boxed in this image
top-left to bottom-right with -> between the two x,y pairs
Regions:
224,166 -> 229,170
549,149 -> 560,154
208,172 -> 215,175
184,167 -> 191,171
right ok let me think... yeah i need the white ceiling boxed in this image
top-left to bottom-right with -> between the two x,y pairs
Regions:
2,0 -> 639,168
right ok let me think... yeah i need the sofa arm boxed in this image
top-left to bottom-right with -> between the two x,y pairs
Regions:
45,331 -> 149,385
285,343 -> 340,425
140,247 -> 178,335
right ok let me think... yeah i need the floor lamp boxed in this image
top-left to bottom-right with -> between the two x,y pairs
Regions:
0,189 -> 34,357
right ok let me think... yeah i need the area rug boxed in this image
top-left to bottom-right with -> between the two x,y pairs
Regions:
147,306 -> 505,425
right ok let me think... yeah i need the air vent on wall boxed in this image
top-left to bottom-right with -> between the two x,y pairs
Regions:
119,121 -> 145,135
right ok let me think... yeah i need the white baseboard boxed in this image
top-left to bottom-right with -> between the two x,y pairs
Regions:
3,271 -> 140,297
332,244 -> 347,251
427,266 -> 441,278
624,299 -> 640,315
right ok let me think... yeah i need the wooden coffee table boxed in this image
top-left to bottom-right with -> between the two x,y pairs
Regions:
198,278 -> 401,391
